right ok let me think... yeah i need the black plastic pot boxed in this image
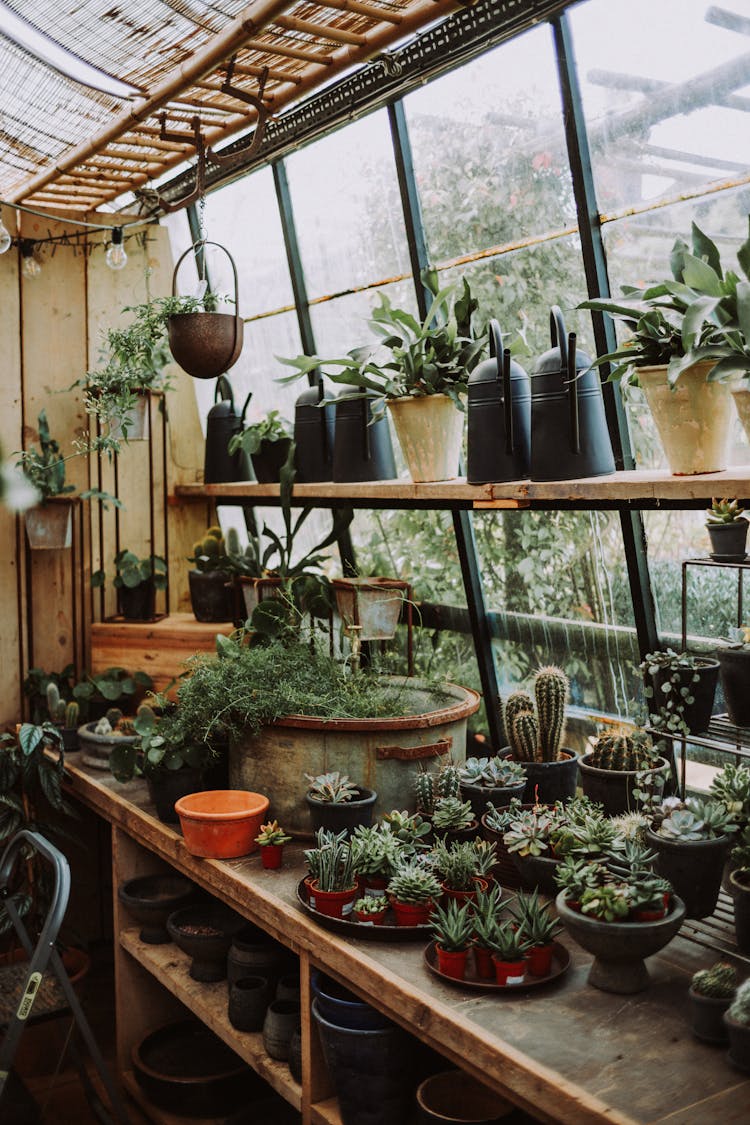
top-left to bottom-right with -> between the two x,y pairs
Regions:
514,749 -> 579,804
167,903 -> 245,982
730,868 -> 750,954
119,579 -> 155,621
510,851 -> 560,896
147,767 -> 205,824
188,569 -> 234,623
312,997 -> 415,1125
717,648 -> 750,727
688,986 -> 732,1044
647,828 -> 730,920
707,518 -> 748,562
228,975 -> 274,1032
460,779 -> 526,821
306,786 -> 377,836
578,753 -> 669,817
645,659 -> 719,735
251,437 -> 293,483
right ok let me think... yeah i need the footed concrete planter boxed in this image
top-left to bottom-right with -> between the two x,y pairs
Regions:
229,678 -> 479,837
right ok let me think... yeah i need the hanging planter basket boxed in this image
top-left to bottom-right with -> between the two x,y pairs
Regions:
332,578 -> 407,642
109,391 -> 150,442
168,242 -> 244,380
25,498 -> 73,550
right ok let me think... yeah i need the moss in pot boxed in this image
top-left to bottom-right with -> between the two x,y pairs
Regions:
501,667 -> 579,804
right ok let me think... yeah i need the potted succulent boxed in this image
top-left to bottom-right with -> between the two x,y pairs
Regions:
578,727 -> 668,816
72,665 -> 154,721
16,410 -> 119,549
430,839 -> 488,905
92,549 -> 167,621
458,756 -> 526,819
304,828 -> 358,919
554,855 -> 608,912
705,498 -> 749,562
386,860 -> 442,926
428,898 -> 475,980
579,221 -> 748,475
724,979 -> 750,1074
280,269 -> 486,483
688,961 -> 737,1044
471,883 -> 504,979
430,796 -> 478,843
351,825 -> 403,897
647,796 -> 738,919
509,889 -> 562,977
486,920 -> 530,986
228,410 -> 293,483
716,627 -> 750,728
380,809 -> 432,854
255,820 -> 292,870
501,666 -> 579,804
414,760 -> 461,819
187,525 -> 238,623
729,826 -> 750,954
305,771 -> 377,837
352,896 -> 389,926
77,705 -> 140,771
79,298 -> 174,445
641,648 -> 719,738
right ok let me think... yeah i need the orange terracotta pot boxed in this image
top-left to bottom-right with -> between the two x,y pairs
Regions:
175,789 -> 269,859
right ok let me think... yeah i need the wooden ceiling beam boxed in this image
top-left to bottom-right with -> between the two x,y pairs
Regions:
317,0 -> 403,25
274,15 -> 368,45
241,37 -> 333,64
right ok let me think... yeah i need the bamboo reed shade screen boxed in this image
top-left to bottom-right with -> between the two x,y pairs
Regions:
0,0 -> 463,213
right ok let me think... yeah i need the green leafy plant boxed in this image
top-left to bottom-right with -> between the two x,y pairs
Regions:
108,704 -> 214,782
387,859 -> 441,904
279,269 -> 486,419
73,666 -> 154,713
255,820 -> 292,847
353,895 -> 387,917
91,549 -> 168,592
710,763 -> 750,825
379,809 -> 431,853
554,856 -> 606,900
351,825 -> 403,879
485,919 -> 531,961
306,771 -> 359,804
732,825 -> 750,870
428,898 -> 474,952
579,220 -> 750,386
641,648 -> 712,738
691,962 -> 738,1000
228,410 -> 292,457
15,410 -> 120,508
706,498 -> 745,525
503,665 -> 569,763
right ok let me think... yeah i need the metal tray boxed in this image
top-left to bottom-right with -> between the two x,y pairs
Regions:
295,880 -> 432,942
423,940 -> 570,991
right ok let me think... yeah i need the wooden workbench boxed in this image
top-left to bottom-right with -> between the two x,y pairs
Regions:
64,756 -> 750,1125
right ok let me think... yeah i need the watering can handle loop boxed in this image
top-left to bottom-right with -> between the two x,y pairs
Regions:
549,305 -> 568,374
240,391 -> 252,423
488,320 -> 515,456
215,374 -> 234,406
171,240 -> 240,310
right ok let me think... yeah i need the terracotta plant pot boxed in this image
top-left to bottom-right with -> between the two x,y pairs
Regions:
473,945 -> 494,980
25,499 -> 73,550
387,393 -> 464,483
354,907 -> 387,926
638,361 -> 735,474
416,1068 -> 513,1125
332,577 -> 406,641
441,876 -> 490,906
309,881 -> 358,919
435,945 -> 468,981
174,789 -> 269,859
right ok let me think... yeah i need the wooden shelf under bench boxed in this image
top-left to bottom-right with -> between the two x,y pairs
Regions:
65,755 -> 750,1125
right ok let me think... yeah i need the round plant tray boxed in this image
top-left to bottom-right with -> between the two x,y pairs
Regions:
423,940 -> 570,992
296,879 -> 431,942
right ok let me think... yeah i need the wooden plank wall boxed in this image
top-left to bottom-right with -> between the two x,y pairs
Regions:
0,214 -> 206,727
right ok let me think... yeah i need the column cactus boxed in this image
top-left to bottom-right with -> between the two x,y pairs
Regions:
64,700 -> 79,729
436,761 -> 461,800
415,769 -> 435,817
534,666 -> 568,762
46,681 -> 66,724
510,710 -> 538,763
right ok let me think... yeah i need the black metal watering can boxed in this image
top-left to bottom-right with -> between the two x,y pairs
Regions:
204,375 -> 253,484
529,306 -> 615,482
467,319 -> 530,484
294,376 -> 336,482
332,388 -> 396,483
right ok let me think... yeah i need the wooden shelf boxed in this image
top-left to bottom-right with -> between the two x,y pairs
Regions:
119,929 -> 301,1111
174,468 -> 750,510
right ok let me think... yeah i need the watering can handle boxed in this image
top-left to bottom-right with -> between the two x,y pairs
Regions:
240,391 -> 252,423
215,374 -> 234,406
361,396 -> 371,461
568,332 -> 581,455
549,305 -> 568,373
171,240 -> 240,310
488,320 -> 514,456
315,373 -> 329,460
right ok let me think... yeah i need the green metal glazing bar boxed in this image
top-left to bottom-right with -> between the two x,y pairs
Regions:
388,98 -> 504,750
552,11 -> 659,658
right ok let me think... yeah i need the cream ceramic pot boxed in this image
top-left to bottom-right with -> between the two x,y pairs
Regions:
638,361 -> 736,475
386,393 -> 464,482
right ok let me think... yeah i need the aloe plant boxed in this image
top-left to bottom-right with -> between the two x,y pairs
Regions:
428,898 -> 474,952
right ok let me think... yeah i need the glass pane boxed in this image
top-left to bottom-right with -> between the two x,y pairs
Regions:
201,168 -> 295,315
309,279 -> 417,356
405,25 -> 576,263
572,0 -> 750,215
474,510 -> 640,719
285,112 -> 411,299
600,190 -> 750,468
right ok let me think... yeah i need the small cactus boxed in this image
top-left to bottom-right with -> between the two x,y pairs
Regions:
691,962 -> 737,999
64,700 -> 79,729
415,769 -> 435,817
590,730 -> 654,771
510,710 -> 538,763
106,707 -> 123,728
436,761 -> 461,800
729,979 -> 750,1026
46,682 -> 66,723
189,526 -> 231,572
225,526 -> 241,556
503,667 -> 569,764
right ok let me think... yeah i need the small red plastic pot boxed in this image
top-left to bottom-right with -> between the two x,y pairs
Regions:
389,897 -> 433,927
436,945 -> 468,980
525,943 -> 553,977
441,876 -> 490,907
174,790 -> 270,859
260,844 -> 284,870
492,956 -> 526,986
353,908 -> 388,927
473,945 -> 495,980
310,882 -> 358,919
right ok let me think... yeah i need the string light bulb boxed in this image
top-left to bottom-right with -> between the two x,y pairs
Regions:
20,241 -> 40,279
0,219 -> 11,255
105,227 -> 127,271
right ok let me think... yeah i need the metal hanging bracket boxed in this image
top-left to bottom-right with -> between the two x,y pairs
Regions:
206,60 -> 273,168
156,116 -> 207,214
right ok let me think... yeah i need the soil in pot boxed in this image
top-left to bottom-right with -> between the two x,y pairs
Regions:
147,767 -> 204,825
717,648 -> 750,727
306,786 -> 377,836
730,868 -> 750,954
578,753 -> 669,817
647,829 -> 730,920
416,1068 -> 514,1125
188,570 -> 234,623
118,873 -> 196,944
707,518 -> 749,562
